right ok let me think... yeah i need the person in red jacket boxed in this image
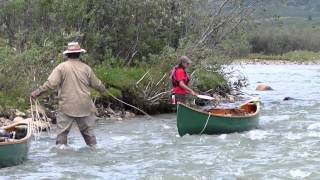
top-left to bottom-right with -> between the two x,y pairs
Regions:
171,56 -> 198,104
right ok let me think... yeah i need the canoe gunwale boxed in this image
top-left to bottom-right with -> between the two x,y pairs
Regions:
177,99 -> 260,119
0,121 -> 32,146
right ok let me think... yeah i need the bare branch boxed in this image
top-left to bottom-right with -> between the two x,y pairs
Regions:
155,73 -> 167,87
136,70 -> 150,86
147,91 -> 171,101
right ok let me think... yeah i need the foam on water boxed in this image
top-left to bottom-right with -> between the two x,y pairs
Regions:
284,132 -> 303,140
244,130 -> 270,140
218,134 -> 227,140
307,122 -> 320,130
307,131 -> 320,138
290,169 -> 311,179
110,136 -> 131,141
161,124 -> 171,129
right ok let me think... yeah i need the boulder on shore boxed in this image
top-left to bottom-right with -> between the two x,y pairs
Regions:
13,116 -> 24,122
256,84 -> 273,91
0,117 -> 12,127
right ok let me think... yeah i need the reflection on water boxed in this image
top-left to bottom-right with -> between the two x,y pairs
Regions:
1,65 -> 320,179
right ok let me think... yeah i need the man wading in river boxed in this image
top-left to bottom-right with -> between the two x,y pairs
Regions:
171,56 -> 198,104
31,42 -> 106,148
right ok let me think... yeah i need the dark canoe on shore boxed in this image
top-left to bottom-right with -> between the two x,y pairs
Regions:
0,121 -> 32,168
177,98 -> 261,136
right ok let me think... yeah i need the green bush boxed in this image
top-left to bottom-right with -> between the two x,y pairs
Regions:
0,92 -> 28,114
192,70 -> 228,92
0,0 -> 248,114
249,26 -> 320,55
219,32 -> 251,57
95,66 -> 146,91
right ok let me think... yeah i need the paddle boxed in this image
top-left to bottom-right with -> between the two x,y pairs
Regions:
197,95 -> 215,101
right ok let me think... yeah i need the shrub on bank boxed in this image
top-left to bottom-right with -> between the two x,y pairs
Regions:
94,59 -> 231,114
249,26 -> 320,55
0,42 -> 236,115
96,67 -> 146,91
0,92 -> 28,117
193,69 -> 228,93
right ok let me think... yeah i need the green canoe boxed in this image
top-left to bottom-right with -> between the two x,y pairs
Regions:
0,121 -> 32,168
177,98 -> 260,136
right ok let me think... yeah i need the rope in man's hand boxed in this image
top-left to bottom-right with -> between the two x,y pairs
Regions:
29,97 -> 51,140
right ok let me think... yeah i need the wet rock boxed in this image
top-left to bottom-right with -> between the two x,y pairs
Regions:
226,95 -> 236,102
124,111 -> 135,118
283,97 -> 296,101
212,94 -> 223,102
0,117 -> 12,126
256,84 -> 273,91
13,116 -> 24,122
115,117 -> 123,121
96,104 -> 136,120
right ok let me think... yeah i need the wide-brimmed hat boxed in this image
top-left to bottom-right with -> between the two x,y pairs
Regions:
180,56 -> 192,64
63,42 -> 87,55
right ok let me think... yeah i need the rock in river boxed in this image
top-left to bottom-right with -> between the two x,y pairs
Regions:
256,84 -> 273,91
283,97 -> 296,101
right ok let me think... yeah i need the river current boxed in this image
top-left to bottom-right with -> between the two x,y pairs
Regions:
1,65 -> 320,179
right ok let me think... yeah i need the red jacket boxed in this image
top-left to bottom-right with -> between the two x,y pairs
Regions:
171,66 -> 190,95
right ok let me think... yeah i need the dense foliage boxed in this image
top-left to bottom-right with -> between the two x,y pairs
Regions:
249,26 -> 320,55
0,0 -> 259,113
247,0 -> 320,56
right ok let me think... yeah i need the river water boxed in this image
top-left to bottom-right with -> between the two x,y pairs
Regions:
1,65 -> 320,179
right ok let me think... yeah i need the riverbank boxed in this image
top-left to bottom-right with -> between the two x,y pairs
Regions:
0,92 -> 242,126
0,61 -> 234,123
0,101 -> 138,126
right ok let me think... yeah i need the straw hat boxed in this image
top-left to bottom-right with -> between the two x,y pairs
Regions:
63,42 -> 87,55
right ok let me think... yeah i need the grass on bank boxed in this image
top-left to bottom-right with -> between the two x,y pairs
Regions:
0,92 -> 28,116
95,66 -> 228,95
